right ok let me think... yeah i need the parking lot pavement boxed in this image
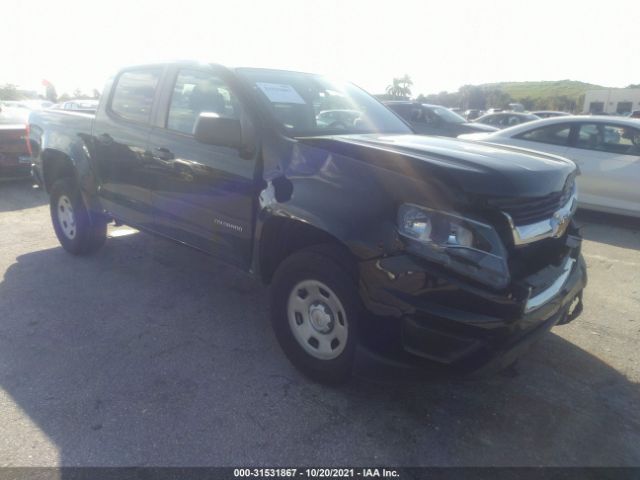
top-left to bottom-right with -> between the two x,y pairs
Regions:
0,179 -> 638,467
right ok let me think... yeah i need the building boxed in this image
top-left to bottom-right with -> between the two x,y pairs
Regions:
583,88 -> 640,115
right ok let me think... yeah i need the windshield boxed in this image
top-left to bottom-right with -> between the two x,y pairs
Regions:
236,68 -> 412,136
428,105 -> 466,124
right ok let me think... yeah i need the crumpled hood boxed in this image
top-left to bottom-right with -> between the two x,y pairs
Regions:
296,133 -> 577,198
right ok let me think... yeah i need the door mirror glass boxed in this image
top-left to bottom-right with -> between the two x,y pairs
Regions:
193,113 -> 242,149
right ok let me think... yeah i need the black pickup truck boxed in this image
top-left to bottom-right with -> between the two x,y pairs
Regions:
28,61 -> 586,383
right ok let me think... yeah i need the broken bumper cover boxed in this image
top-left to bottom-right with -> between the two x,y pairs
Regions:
358,251 -> 587,373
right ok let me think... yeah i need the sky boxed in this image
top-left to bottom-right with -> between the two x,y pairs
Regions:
2,0 -> 638,97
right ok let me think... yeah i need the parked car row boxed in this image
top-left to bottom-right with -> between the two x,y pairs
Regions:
386,103 -> 574,134
378,99 -> 637,218
384,101 -> 499,136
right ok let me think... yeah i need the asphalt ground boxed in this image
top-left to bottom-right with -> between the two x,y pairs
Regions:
0,179 -> 638,466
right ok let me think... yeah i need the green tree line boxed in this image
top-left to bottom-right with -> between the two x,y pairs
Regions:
415,84 -> 583,112
1,83 -> 99,103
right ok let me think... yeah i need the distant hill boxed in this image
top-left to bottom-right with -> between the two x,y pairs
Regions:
479,80 -> 604,103
409,80 -> 609,112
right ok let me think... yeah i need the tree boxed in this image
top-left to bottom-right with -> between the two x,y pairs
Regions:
458,85 -> 484,109
418,91 -> 461,108
0,84 -> 22,101
386,75 -> 413,98
398,74 -> 413,96
92,89 -> 100,99
484,88 -> 512,110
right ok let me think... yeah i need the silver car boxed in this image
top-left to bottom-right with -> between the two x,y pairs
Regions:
459,116 -> 640,217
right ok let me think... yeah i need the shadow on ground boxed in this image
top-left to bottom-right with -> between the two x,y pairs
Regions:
0,231 -> 638,467
0,179 -> 47,212
575,210 -> 640,250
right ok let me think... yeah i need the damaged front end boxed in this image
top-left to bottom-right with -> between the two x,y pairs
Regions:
357,194 -> 587,372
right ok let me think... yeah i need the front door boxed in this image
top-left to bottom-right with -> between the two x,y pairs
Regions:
147,67 -> 257,269
565,122 -> 640,212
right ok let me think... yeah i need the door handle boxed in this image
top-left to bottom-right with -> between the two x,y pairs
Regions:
153,147 -> 174,161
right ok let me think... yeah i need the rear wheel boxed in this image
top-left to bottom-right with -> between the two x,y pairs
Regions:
270,244 -> 361,384
50,178 -> 107,255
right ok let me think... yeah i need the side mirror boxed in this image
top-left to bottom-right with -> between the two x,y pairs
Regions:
193,113 -> 242,149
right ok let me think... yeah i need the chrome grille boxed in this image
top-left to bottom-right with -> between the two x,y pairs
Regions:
489,179 -> 575,226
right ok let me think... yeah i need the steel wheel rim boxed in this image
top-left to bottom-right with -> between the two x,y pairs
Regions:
287,279 -> 348,360
57,195 -> 76,239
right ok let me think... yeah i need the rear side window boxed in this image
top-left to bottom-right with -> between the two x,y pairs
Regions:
480,115 -> 499,126
110,69 -> 162,124
575,123 -> 640,155
516,123 -> 572,146
167,69 -> 239,135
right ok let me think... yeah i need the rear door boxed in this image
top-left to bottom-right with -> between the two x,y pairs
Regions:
146,66 -> 258,269
564,122 -> 640,213
93,66 -> 164,227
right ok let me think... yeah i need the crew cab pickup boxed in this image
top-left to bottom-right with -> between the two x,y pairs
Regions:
28,61 -> 586,383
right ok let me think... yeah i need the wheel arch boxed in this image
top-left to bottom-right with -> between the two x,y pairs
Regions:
41,148 -> 78,193
256,215 -> 359,285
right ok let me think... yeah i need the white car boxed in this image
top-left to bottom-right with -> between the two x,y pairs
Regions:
459,116 -> 640,217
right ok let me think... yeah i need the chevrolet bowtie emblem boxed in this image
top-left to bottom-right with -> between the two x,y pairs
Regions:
551,210 -> 570,237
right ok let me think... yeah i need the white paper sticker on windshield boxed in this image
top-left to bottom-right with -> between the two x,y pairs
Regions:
256,82 -> 306,104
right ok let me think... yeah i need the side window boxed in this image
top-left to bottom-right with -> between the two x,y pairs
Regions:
421,108 -> 438,125
516,123 -> 571,146
167,69 -> 239,135
492,115 -> 508,127
486,115 -> 500,126
576,123 -> 640,155
507,115 -> 521,126
410,107 -> 423,122
388,104 -> 411,120
110,69 -> 162,123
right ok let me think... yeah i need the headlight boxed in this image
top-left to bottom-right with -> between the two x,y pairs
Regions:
397,204 -> 510,289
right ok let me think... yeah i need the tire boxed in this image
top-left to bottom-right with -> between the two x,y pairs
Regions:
50,178 -> 107,255
270,244 -> 362,384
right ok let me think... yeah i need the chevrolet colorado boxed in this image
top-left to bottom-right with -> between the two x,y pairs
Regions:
28,61 -> 586,383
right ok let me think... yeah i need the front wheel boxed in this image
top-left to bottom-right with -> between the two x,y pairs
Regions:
50,178 -> 107,255
270,244 -> 361,384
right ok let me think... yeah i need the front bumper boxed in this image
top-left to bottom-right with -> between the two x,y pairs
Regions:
357,241 -> 587,374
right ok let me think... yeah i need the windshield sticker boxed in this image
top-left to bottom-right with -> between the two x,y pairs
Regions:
256,82 -> 306,104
